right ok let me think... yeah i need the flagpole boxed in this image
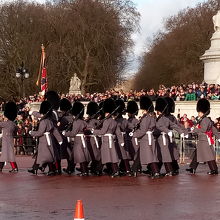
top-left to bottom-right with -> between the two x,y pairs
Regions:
36,44 -> 45,86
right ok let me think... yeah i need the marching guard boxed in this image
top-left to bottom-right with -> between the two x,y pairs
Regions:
0,102 -> 18,172
165,97 -> 188,174
63,101 -> 91,176
187,98 -> 219,175
155,97 -> 184,176
85,101 -> 102,175
92,98 -> 124,178
29,101 -> 63,176
131,96 -> 160,178
115,99 -> 131,175
125,100 -> 139,161
58,98 -> 75,174
45,90 -> 63,174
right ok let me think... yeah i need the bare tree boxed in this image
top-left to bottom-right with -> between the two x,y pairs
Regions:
0,0 -> 139,99
134,0 -> 218,90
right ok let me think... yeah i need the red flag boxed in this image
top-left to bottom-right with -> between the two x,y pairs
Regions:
41,67 -> 48,95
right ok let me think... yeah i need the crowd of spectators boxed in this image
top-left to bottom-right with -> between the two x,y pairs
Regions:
0,82 -> 220,111
14,113 -> 35,155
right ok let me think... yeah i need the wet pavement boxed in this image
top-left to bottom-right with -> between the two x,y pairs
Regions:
0,156 -> 220,220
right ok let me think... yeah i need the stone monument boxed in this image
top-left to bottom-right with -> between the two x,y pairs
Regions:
69,73 -> 82,95
201,10 -> 220,84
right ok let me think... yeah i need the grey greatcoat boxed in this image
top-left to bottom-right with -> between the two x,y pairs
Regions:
86,119 -> 101,161
58,114 -> 73,160
65,119 -> 91,164
126,116 -> 139,159
133,115 -> 158,165
93,117 -> 124,164
115,117 -> 131,160
156,116 -> 183,163
166,114 -> 187,161
0,120 -> 17,162
50,110 -> 63,161
30,118 -> 62,166
193,117 -> 216,162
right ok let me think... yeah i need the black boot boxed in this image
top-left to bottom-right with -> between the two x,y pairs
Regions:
186,168 -> 196,174
131,171 -> 138,178
111,163 -> 119,178
207,170 -> 218,175
0,162 -> 4,172
111,171 -> 120,178
47,163 -> 56,176
78,162 -> 89,176
152,173 -> 163,179
165,172 -> 174,177
28,168 -> 38,175
9,168 -> 18,173
63,168 -> 73,175
28,163 -> 40,175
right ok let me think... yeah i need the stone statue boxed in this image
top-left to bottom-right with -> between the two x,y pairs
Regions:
69,73 -> 82,95
201,10 -> 220,85
213,10 -> 220,32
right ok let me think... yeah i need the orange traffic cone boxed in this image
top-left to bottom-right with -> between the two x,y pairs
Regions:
74,200 -> 85,220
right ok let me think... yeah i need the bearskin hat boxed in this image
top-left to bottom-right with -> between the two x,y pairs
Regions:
60,98 -> 72,112
45,90 -> 60,110
86,101 -> 99,116
127,100 -> 139,115
71,101 -> 84,118
115,99 -> 126,114
4,101 -> 17,121
103,98 -> 116,114
140,96 -> 154,112
155,97 -> 168,113
39,101 -> 52,115
165,97 -> 175,114
196,98 -> 210,114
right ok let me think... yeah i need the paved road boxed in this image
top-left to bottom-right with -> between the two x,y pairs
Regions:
0,157 -> 220,220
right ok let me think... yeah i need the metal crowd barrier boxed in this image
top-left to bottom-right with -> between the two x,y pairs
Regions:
176,133 -> 197,164
13,135 -> 37,155
176,132 -> 220,164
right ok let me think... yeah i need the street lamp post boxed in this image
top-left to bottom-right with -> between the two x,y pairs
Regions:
16,62 -> 30,98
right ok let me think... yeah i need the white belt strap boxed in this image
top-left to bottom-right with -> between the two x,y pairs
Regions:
44,132 -> 51,146
146,131 -> 152,146
76,134 -> 86,148
104,134 -> 114,149
161,132 -> 166,146
67,137 -> 70,143
169,132 -> 173,143
93,136 -> 99,149
206,135 -> 211,146
88,135 -> 100,149
135,138 -> 138,146
53,110 -> 59,122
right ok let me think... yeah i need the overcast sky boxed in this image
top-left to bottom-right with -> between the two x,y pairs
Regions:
129,0 -> 207,74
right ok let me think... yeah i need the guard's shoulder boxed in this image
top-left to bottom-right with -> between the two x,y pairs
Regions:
203,117 -> 211,123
